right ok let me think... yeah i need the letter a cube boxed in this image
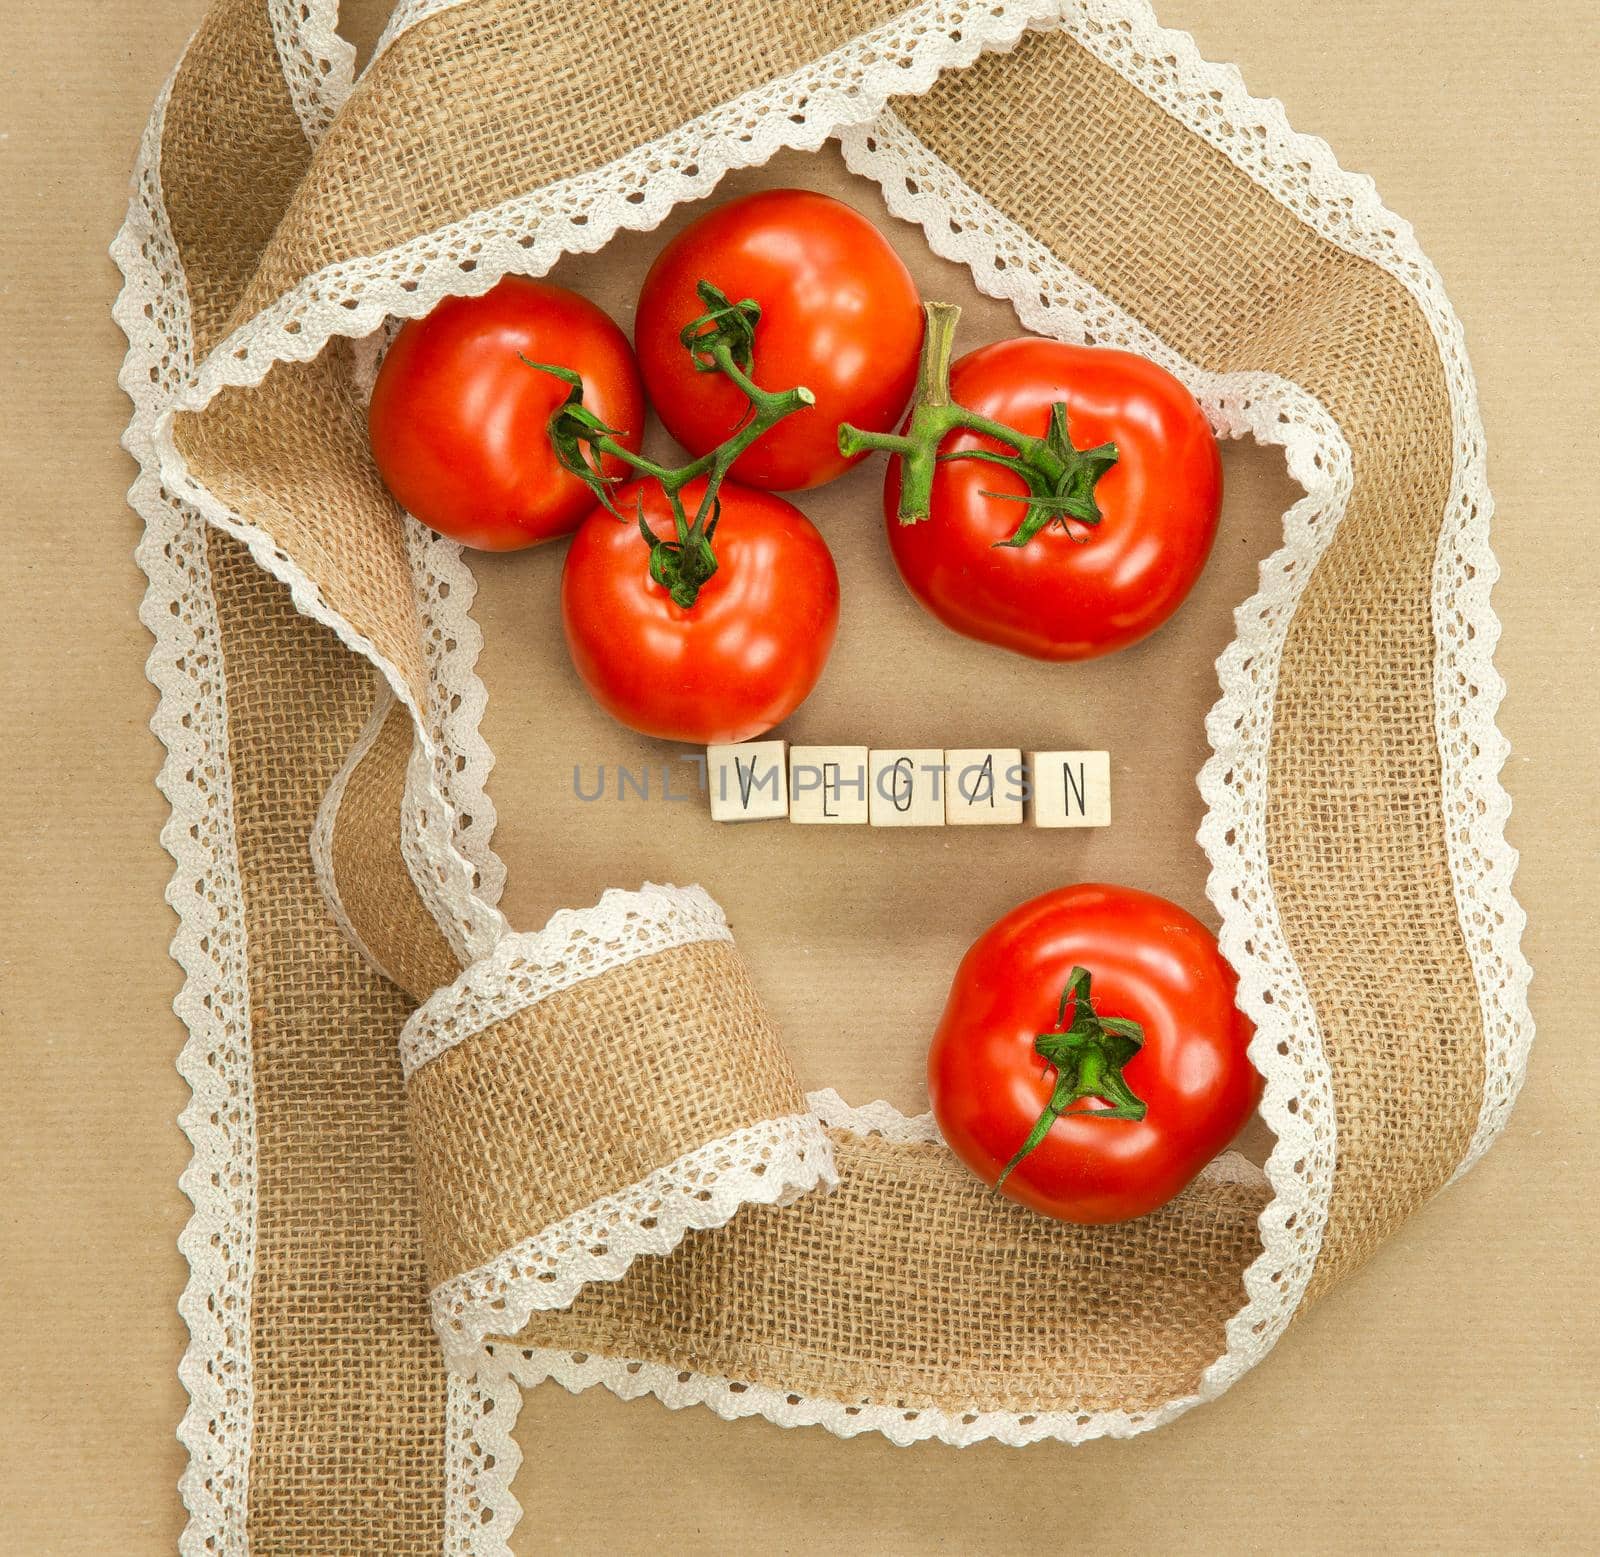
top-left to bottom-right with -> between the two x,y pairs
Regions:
945,748 -> 1025,825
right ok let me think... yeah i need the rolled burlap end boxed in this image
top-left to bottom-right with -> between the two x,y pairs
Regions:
399,886 -> 838,1360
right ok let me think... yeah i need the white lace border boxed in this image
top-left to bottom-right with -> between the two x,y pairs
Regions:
399,883 -> 733,1079
432,1112 -> 840,1363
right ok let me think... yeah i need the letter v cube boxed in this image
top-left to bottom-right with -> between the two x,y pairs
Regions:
706,741 -> 789,822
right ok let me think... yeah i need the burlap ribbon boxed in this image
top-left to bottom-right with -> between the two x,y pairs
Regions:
115,1 -> 1530,1550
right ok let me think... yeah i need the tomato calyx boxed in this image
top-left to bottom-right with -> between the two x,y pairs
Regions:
994,965 -> 1148,1190
526,282 -> 814,608
838,301 -> 1119,545
981,401 -> 1120,549
677,282 -> 761,378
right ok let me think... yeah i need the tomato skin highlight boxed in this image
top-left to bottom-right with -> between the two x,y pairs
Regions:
634,189 -> 923,491
367,276 -> 644,551
561,478 -> 839,745
928,884 -> 1260,1224
885,339 -> 1222,659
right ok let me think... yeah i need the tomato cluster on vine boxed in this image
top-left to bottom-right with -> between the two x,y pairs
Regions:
368,186 -> 1224,745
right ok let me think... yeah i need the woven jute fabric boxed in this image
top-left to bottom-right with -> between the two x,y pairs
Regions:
508,1129 -> 1268,1415
207,532 -> 447,1551
176,354 -> 430,707
123,0 -> 1510,1549
229,0 -> 910,323
160,0 -> 315,355
409,941 -> 808,1284
150,4 -> 453,1549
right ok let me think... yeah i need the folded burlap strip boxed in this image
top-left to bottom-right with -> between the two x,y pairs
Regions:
495,1129 -> 1267,1434
115,0 -> 1530,1550
401,891 -> 838,1359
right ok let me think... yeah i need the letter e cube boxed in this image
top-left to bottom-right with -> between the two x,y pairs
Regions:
789,746 -> 869,824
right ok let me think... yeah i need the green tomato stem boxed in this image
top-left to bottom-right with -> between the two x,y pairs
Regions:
837,301 -> 1120,543
524,283 -> 814,609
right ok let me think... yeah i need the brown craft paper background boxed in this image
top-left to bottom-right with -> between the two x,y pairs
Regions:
2,1 -> 1595,1553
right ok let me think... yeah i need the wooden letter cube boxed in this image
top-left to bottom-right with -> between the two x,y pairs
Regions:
868,749 -> 947,828
706,741 -> 788,822
944,748 -> 1025,826
788,745 -> 869,825
1027,750 -> 1111,828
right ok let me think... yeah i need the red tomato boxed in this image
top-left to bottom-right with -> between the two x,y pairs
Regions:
928,884 -> 1259,1223
634,190 -> 923,491
886,340 -> 1222,659
561,477 -> 839,744
367,276 -> 644,551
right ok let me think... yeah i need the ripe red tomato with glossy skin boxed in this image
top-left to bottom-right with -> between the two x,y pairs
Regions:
367,276 -> 644,551
634,189 -> 923,491
561,477 -> 839,744
928,884 -> 1259,1224
886,339 -> 1222,659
